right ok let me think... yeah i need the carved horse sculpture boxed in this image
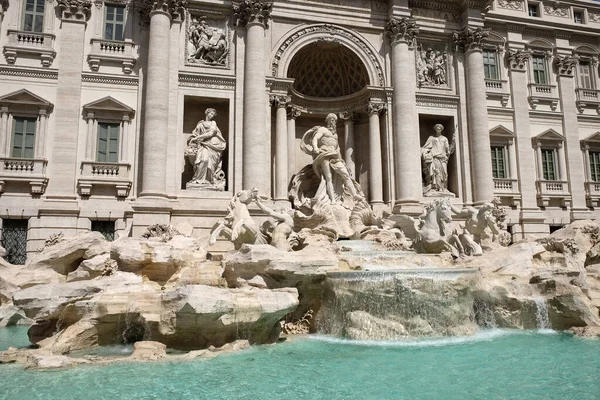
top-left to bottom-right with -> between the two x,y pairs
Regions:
411,198 -> 461,258
209,188 -> 268,249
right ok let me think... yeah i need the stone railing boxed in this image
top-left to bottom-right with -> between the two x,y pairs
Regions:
536,179 -> 571,207
78,161 -> 131,197
485,79 -> 507,92
528,83 -> 559,110
585,181 -> 600,207
493,178 -> 521,206
3,30 -> 56,67
575,88 -> 600,113
87,39 -> 137,74
0,157 -> 48,194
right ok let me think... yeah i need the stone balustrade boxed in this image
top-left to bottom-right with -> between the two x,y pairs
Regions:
585,181 -> 600,207
87,38 -> 137,74
3,30 -> 56,67
575,88 -> 600,114
0,157 -> 48,194
78,161 -> 131,197
528,83 -> 559,110
536,179 -> 571,207
493,178 -> 521,206
485,79 -> 510,106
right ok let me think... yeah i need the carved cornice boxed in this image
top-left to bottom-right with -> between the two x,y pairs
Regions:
0,66 -> 58,80
461,0 -> 493,11
416,93 -> 459,109
385,18 -> 419,46
555,55 -> 578,77
507,50 -> 530,71
82,73 -> 139,85
233,0 -> 272,28
178,72 -> 236,89
270,94 -> 291,108
56,0 -> 92,21
453,27 -> 490,52
366,102 -> 386,115
408,0 -> 460,13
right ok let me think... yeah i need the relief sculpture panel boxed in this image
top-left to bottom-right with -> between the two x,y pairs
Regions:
416,44 -> 448,88
186,15 -> 229,66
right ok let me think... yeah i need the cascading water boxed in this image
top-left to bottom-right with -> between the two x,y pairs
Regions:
316,268 -> 481,339
534,298 -> 551,330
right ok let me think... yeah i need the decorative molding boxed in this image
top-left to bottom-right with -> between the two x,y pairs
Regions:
178,72 -> 236,89
453,27 -> 490,52
554,55 -> 578,76
543,4 -> 569,18
233,0 -> 272,28
0,66 -> 58,80
411,8 -> 460,23
590,12 -> 600,23
269,94 -> 291,107
56,0 -> 92,21
496,0 -> 523,11
408,0 -> 460,14
416,93 -> 459,109
271,24 -> 385,87
81,73 -> 139,85
384,18 -> 419,46
507,49 -> 530,71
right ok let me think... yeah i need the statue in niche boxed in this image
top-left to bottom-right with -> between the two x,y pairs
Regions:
185,108 -> 226,191
300,113 -> 359,204
421,124 -> 455,197
416,47 -> 447,87
187,16 -> 228,65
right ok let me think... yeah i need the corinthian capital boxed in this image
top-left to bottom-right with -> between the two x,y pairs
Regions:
138,0 -> 187,23
384,18 -> 419,46
507,49 -> 530,71
366,102 -> 386,115
270,94 -> 291,108
555,55 -> 579,77
233,0 -> 273,28
56,0 -> 92,21
453,27 -> 490,52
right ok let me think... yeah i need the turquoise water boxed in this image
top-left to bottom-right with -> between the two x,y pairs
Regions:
1,328 -> 599,400
0,326 -> 31,351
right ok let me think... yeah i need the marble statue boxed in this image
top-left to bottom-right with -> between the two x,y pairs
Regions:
451,203 -> 501,256
421,124 -> 455,197
209,189 -> 267,250
416,47 -> 447,87
253,195 -> 298,252
185,108 -> 226,191
408,198 -> 461,258
300,113 -> 358,204
187,17 -> 228,65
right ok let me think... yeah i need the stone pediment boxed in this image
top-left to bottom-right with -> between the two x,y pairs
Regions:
82,96 -> 134,115
489,125 -> 515,137
0,89 -> 53,110
582,132 -> 600,144
534,129 -> 563,142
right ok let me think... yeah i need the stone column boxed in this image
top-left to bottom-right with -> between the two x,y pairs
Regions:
234,0 -> 273,194
535,143 -> 544,180
367,102 -> 385,206
286,105 -> 301,179
46,0 -> 92,198
139,1 -> 185,198
583,144 -> 591,181
454,27 -> 495,204
271,94 -> 290,203
120,117 -> 130,163
0,106 -> 8,156
385,18 -> 421,213
507,49 -> 547,237
557,143 -> 568,182
84,112 -> 95,160
555,54 -> 590,219
36,110 -> 48,158
339,111 -> 357,179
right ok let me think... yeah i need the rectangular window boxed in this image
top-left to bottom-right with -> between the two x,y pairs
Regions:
104,4 -> 125,41
578,62 -> 593,89
11,116 -> 36,158
528,3 -> 539,17
541,148 -> 557,181
23,0 -> 45,33
491,146 -> 507,179
1,219 -> 29,265
91,220 -> 115,242
532,55 -> 548,85
97,122 -> 120,163
590,152 -> 600,182
483,49 -> 499,80
574,11 -> 584,24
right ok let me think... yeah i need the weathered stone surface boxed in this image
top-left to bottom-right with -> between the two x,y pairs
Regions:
27,232 -> 110,275
37,319 -> 98,354
24,355 -> 90,370
0,305 -> 33,327
569,326 -> 600,338
345,311 -> 408,340
130,341 -> 167,361
168,262 -> 226,287
111,236 -> 207,284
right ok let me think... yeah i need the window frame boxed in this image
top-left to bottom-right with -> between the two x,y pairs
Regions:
491,145 -> 508,179
573,9 -> 585,24
103,4 -> 126,41
21,0 -> 45,33
482,48 -> 500,80
528,2 -> 540,17
11,115 -> 37,159
96,121 -> 121,163
589,151 -> 600,182
531,53 -> 549,85
541,148 -> 558,181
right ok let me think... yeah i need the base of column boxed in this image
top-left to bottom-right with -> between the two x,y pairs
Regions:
393,200 -> 423,216
139,190 -> 169,199
370,201 -> 388,213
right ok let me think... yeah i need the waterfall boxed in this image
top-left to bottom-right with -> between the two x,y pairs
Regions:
534,298 -> 551,330
473,300 -> 497,329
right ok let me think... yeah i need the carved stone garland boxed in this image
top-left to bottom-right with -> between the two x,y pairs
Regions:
507,49 -> 530,71
384,17 -> 419,46
56,0 -> 93,21
233,0 -> 273,28
453,27 -> 490,52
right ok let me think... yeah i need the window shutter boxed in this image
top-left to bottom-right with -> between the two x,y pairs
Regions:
97,123 -> 108,162
12,117 -> 36,158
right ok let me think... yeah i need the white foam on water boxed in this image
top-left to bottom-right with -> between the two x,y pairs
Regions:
308,329 -> 520,348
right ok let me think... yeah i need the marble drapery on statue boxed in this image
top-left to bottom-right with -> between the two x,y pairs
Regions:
421,123 -> 455,197
185,108 -> 226,191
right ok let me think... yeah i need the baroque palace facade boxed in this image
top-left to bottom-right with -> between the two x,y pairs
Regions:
0,0 -> 600,263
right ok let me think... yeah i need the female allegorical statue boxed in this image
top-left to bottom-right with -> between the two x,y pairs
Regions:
185,108 -> 226,190
421,123 -> 455,196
